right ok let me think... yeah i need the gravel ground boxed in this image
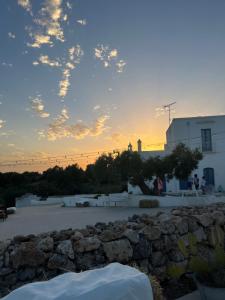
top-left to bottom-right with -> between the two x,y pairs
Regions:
0,205 -> 171,240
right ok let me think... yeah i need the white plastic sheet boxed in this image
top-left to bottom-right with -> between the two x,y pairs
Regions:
2,263 -> 153,300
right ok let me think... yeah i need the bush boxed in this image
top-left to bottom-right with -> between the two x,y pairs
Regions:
139,199 -> 159,208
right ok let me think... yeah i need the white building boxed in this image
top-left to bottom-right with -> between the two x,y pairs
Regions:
129,115 -> 225,193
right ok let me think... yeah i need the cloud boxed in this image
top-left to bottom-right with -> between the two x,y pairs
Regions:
28,34 -> 52,48
34,55 -> 61,67
59,69 -> 71,98
89,115 -> 110,136
2,62 -> 13,67
66,1 -> 72,9
77,19 -> 87,26
93,105 -> 101,111
41,109 -> 109,141
58,45 -> 84,98
108,49 -> 118,59
18,0 -> 32,13
116,60 -> 126,73
94,45 -> 126,72
8,32 -> 16,39
27,0 -> 65,48
0,120 -> 6,129
31,96 -> 50,118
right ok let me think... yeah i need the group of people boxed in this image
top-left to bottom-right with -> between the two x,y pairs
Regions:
152,174 -> 208,196
188,174 -> 207,194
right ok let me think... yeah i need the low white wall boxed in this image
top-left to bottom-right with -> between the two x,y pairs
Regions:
128,194 -> 225,207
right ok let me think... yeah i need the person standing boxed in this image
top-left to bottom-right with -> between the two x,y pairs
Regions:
157,177 -> 163,196
201,176 -> 206,194
193,174 -> 200,190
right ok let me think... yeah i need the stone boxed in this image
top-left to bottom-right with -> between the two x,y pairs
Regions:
0,268 -> 13,276
152,239 -> 164,251
0,241 -> 10,256
99,230 -> 123,242
168,249 -> 185,263
4,251 -> 10,267
76,252 -> 105,271
103,239 -> 133,262
47,254 -> 75,271
0,257 -> 3,268
133,235 -> 152,259
163,235 -> 175,252
13,235 -> 33,243
140,226 -> 161,241
195,213 -> 213,227
56,240 -> 74,259
212,211 -> 225,226
3,273 -> 17,286
172,217 -> 188,235
151,251 -> 167,267
11,242 -> 46,268
160,221 -> 176,235
152,265 -> 167,281
71,231 -> 84,241
123,229 -> 139,244
207,225 -> 224,247
75,237 -> 101,253
193,227 -> 207,242
37,236 -> 54,252
184,216 -> 199,232
18,268 -> 36,281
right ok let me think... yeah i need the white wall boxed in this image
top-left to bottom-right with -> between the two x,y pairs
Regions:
165,115 -> 225,191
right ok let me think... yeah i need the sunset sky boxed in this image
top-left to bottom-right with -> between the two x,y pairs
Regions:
1,0 -> 225,172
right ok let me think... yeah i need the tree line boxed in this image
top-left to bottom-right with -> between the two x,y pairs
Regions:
0,143 -> 202,207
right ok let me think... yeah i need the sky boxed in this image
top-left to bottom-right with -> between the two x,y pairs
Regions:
1,0 -> 225,172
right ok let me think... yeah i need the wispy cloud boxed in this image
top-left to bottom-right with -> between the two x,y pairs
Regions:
0,120 -> 6,129
18,0 -> 32,13
2,62 -> 13,67
93,105 -> 101,111
33,54 -> 61,67
31,96 -> 50,118
26,0 -> 65,48
40,109 -> 109,141
94,45 -> 126,72
77,19 -> 87,26
8,32 -> 16,39
28,34 -> 53,48
59,45 -> 84,98
116,60 -> 126,73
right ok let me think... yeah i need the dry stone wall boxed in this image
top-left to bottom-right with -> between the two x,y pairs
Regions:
1,203 -> 225,298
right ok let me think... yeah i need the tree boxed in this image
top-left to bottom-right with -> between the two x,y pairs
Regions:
167,143 -> 203,180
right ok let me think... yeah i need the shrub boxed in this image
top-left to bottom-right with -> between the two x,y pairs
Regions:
139,199 -> 159,208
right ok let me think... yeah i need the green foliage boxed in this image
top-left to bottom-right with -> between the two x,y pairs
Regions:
167,264 -> 186,279
139,199 -> 159,208
188,233 -> 198,255
168,143 -> 203,181
178,239 -> 189,258
189,256 -> 210,274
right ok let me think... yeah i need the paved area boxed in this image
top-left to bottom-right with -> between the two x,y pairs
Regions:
0,205 -> 171,240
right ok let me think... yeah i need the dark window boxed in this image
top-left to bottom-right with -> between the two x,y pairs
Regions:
201,129 -> 212,152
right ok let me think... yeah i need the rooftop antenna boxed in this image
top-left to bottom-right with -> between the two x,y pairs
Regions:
163,101 -> 176,125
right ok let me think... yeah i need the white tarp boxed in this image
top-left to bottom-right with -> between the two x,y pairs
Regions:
2,263 -> 153,300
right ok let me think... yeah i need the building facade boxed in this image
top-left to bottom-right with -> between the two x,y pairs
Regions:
129,115 -> 225,193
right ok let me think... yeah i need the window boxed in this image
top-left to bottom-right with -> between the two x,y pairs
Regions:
201,129 -> 212,152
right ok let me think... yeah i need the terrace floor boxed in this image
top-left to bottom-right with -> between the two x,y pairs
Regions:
0,205 -> 171,240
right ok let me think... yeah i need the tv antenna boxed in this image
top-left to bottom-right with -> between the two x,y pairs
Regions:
163,101 -> 176,125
